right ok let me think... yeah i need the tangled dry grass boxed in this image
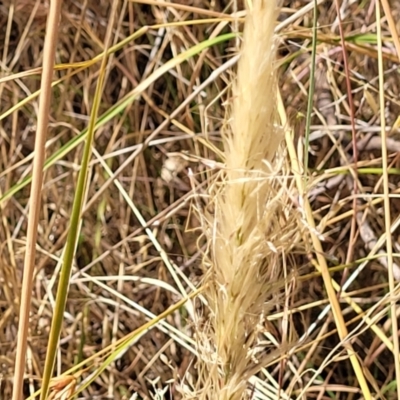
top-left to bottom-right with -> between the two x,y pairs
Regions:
1,0 -> 400,399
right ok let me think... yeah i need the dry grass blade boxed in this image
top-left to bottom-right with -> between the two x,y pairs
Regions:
376,2 -> 400,396
280,95 -> 372,399
11,2 -> 63,400
380,0 -> 400,60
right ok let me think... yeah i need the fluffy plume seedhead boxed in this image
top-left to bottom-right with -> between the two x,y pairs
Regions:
190,1 -> 303,399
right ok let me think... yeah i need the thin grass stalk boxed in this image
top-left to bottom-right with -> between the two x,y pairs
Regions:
278,87 -> 373,400
194,1 -> 301,399
380,0 -> 400,60
303,0 -> 318,172
39,1 -> 118,398
333,0 -> 359,271
376,2 -> 400,395
11,2 -> 63,399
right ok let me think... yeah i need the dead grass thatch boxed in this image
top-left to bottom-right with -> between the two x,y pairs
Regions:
1,0 -> 400,399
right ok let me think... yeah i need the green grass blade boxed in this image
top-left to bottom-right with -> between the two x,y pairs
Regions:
304,0 -> 318,173
38,17 -> 113,400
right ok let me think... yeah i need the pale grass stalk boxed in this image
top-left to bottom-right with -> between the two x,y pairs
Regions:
376,2 -> 400,396
278,75 -> 372,400
193,1 -> 301,399
11,2 -> 63,400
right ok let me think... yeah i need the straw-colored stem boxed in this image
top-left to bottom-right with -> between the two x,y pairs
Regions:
11,2 -> 63,400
